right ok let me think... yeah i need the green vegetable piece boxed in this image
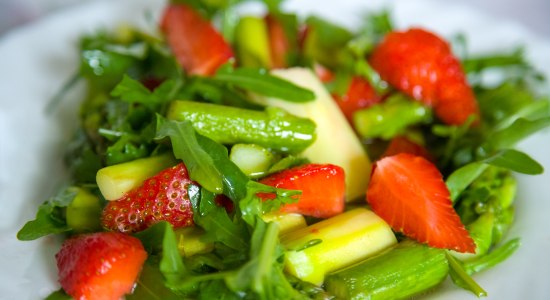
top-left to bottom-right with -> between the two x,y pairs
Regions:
461,238 -> 520,275
483,148 -> 544,175
353,94 -> 432,140
229,143 -> 275,177
325,240 -> 449,300
451,212 -> 495,261
262,212 -> 307,235
281,208 -> 396,285
446,162 -> 489,203
96,153 -> 177,200
17,188 -> 76,241
80,49 -> 136,89
65,187 -> 102,233
167,100 -> 316,154
214,67 -> 316,102
174,227 -> 214,257
302,16 -> 354,69
446,252 -> 487,297
234,16 -> 272,68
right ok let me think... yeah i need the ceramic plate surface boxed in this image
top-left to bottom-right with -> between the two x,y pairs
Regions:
1,0 -> 549,299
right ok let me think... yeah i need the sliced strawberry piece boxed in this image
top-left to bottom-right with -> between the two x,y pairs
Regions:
265,14 -> 290,69
313,63 -> 335,83
333,76 -> 382,122
366,153 -> 475,253
259,164 -> 345,218
369,28 -> 479,125
161,4 -> 233,76
101,163 -> 194,233
381,135 -> 433,162
56,232 -> 147,300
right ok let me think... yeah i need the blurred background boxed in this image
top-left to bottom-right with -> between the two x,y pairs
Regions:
1,0 -> 549,38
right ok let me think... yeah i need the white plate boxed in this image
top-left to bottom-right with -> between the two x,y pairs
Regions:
1,0 -> 549,299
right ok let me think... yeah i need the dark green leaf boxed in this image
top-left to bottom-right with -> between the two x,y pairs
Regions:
482,117 -> 550,152
156,116 -> 224,193
194,189 -> 249,250
446,162 -> 489,202
128,259 -> 181,300
214,67 -> 315,102
17,188 -> 77,240
483,149 -> 543,174
45,289 -> 72,300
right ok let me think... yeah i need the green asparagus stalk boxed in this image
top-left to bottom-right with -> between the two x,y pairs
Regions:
96,153 -> 177,200
325,240 -> 449,300
229,143 -> 276,178
65,187 -> 102,233
167,101 -> 316,154
234,16 -> 272,68
353,94 -> 432,140
280,208 -> 396,285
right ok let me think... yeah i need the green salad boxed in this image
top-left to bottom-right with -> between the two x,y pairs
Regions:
17,0 -> 550,299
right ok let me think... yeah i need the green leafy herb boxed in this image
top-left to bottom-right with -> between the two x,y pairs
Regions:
214,67 -> 315,102
17,187 -> 77,240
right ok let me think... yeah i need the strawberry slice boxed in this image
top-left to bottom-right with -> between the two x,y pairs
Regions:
265,14 -> 290,69
369,28 -> 479,125
366,153 -> 475,253
381,135 -> 433,162
313,63 -> 335,83
333,76 -> 382,122
56,232 -> 147,300
161,4 -> 234,76
101,163 -> 194,233
259,164 -> 345,218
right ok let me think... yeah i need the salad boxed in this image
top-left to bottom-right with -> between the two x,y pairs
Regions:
15,0 -> 550,299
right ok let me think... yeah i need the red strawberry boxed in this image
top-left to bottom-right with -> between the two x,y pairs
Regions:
366,153 -> 475,253
56,232 -> 147,300
313,63 -> 335,83
259,164 -> 345,218
333,76 -> 382,122
265,14 -> 290,69
369,28 -> 479,125
381,135 -> 433,162
161,4 -> 234,76
101,163 -> 194,233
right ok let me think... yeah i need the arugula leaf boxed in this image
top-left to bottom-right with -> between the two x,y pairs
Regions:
483,149 -> 543,175
192,188 -> 249,250
156,116 -> 224,194
17,188 -> 77,240
111,75 -> 182,109
225,221 -> 304,299
128,259 -> 181,300
214,67 -> 315,102
45,289 -> 72,300
481,117 -> 550,152
446,162 -> 489,203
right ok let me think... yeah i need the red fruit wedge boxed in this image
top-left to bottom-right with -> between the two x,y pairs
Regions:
381,135 -> 433,162
259,164 -> 345,218
265,13 -> 290,69
366,153 -> 475,253
101,163 -> 194,233
56,232 -> 147,300
333,76 -> 382,122
161,4 -> 234,76
369,28 -> 479,125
